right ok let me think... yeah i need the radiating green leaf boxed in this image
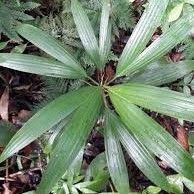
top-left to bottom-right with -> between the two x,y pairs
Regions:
130,60 -> 194,86
67,147 -> 84,178
116,0 -> 169,77
73,175 -> 85,184
36,87 -> 103,194
104,109 -> 130,194
0,54 -> 84,79
122,15 -> 194,76
0,87 -> 100,163
109,93 -> 194,181
109,83 -> 194,122
184,0 -> 194,5
44,118 -> 70,154
99,0 -> 112,66
185,0 -> 194,4
72,187 -> 80,194
63,183 -> 70,194
71,0 -> 102,69
182,176 -> 194,191
16,24 -> 86,77
108,111 -> 171,192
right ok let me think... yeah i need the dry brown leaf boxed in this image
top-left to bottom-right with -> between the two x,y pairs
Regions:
105,65 -> 115,82
2,183 -> 12,194
0,147 -> 4,152
169,52 -> 182,62
0,86 -> 9,121
18,109 -> 30,119
158,160 -> 169,169
177,125 -> 189,152
13,84 -> 31,91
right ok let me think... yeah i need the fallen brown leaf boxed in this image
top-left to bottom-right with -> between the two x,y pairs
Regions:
0,87 -> 9,121
169,52 -> 182,62
18,109 -> 30,119
105,65 -> 115,82
177,125 -> 189,152
13,85 -> 31,91
3,183 -> 12,194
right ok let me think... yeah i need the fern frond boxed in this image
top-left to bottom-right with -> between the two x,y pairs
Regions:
32,76 -> 84,114
36,0 -> 134,70
81,0 -> 102,11
0,1 -> 39,41
16,2 -> 41,11
41,77 -> 68,100
112,0 -> 135,31
11,10 -> 34,21
76,0 -> 136,35
39,12 -> 81,48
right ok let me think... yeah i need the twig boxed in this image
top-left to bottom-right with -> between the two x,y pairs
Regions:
9,167 -> 41,178
80,79 -> 92,86
109,180 -> 115,192
5,159 -> 9,184
38,152 -> 43,173
108,0 -> 113,18
87,76 -> 99,86
0,177 -> 14,181
3,159 -> 10,193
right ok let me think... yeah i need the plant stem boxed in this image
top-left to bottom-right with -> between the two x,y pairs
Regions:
87,76 -> 99,86
103,91 -> 109,108
105,76 -> 116,85
80,79 -> 92,86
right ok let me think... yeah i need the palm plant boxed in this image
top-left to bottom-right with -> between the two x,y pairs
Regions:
1,0 -> 194,193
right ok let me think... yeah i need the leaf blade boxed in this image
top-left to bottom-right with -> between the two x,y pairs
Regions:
16,24 -> 86,77
71,0 -> 102,69
36,87 -> 103,194
121,15 -> 194,76
109,93 -> 194,181
0,53 -> 84,79
109,83 -> 194,122
109,112 -> 172,192
104,109 -> 130,194
99,0 -> 112,66
116,0 -> 169,77
0,87 -> 100,163
130,60 -> 194,86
